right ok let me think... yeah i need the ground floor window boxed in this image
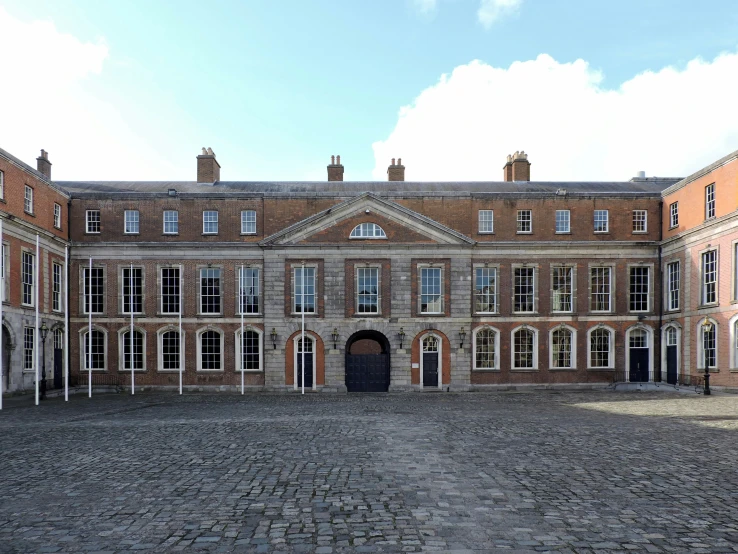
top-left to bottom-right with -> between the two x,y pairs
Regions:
238,329 -> 261,371
23,327 -> 34,370
122,330 -> 144,370
201,330 -> 222,370
161,330 -> 181,371
83,329 -> 106,370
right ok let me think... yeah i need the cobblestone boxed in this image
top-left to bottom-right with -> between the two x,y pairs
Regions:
1,390 -> 738,553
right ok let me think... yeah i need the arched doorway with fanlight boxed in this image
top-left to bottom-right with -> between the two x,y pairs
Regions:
626,325 -> 653,382
345,330 -> 390,392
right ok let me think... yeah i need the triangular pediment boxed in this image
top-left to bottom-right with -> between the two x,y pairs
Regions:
260,192 -> 475,246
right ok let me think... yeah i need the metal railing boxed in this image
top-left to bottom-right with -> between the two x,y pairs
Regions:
610,370 -> 705,393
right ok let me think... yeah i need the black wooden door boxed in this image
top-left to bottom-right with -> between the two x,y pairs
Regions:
346,354 -> 390,392
297,354 -> 313,389
423,353 -> 439,387
53,348 -> 63,389
629,349 -> 649,382
666,345 -> 677,384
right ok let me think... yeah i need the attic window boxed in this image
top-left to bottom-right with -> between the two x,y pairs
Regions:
350,223 -> 387,239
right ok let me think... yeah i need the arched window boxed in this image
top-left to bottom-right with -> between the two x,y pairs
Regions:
157,327 -> 182,372
120,329 -> 145,371
350,223 -> 387,239
236,328 -> 263,372
512,326 -> 537,369
697,319 -> 717,369
474,327 -> 499,370
588,326 -> 613,369
81,327 -> 106,370
551,326 -> 575,369
199,329 -> 223,371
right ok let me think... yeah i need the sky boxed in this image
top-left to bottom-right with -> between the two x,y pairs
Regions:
1,0 -> 737,182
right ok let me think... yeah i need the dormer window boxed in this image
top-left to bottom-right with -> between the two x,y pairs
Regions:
350,222 -> 386,239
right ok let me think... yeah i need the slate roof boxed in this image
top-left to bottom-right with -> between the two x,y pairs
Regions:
55,178 -> 680,198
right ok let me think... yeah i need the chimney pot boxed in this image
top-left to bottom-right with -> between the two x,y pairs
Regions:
331,155 -> 335,164
36,149 -> 52,179
327,154 -> 344,181
387,157 -> 405,181
336,155 -> 340,164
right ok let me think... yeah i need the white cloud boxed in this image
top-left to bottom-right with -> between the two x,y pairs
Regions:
477,0 -> 522,28
372,52 -> 738,181
0,7 -> 181,180
412,0 -> 438,15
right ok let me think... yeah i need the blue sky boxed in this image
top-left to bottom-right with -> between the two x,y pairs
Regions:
1,0 -> 737,181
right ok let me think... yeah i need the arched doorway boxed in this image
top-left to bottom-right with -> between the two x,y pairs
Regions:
295,336 -> 315,390
663,325 -> 679,384
628,327 -> 650,382
421,334 -> 441,388
345,330 -> 390,392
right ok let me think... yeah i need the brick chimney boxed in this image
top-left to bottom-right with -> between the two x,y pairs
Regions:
197,147 -> 221,183
511,151 -> 530,182
503,154 -> 513,182
387,158 -> 405,181
327,155 -> 344,181
36,149 -> 52,179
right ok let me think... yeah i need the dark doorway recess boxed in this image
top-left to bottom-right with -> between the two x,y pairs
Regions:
345,330 -> 390,392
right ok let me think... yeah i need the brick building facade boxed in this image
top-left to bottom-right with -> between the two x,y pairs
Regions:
1,146 -> 737,394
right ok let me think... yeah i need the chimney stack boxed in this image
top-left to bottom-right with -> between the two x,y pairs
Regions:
197,147 -> 221,184
36,149 -> 52,179
504,151 -> 530,182
327,155 -> 344,181
387,157 -> 405,181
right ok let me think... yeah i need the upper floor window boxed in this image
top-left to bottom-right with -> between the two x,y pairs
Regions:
21,251 -> 35,307
632,210 -> 647,233
241,210 -> 257,234
475,267 -> 497,313
238,267 -> 261,314
52,262 -> 63,312
293,266 -> 316,313
702,250 -> 717,305
629,266 -> 650,312
555,210 -> 570,233
83,267 -> 105,314
122,267 -> 143,314
0,170 -> 4,199
667,261 -> 680,311
124,210 -> 139,234
350,222 -> 386,239
478,210 -> 494,233
420,267 -> 443,314
513,267 -> 535,313
593,210 -> 608,233
356,267 -> 379,314
203,210 -> 218,234
552,266 -> 572,312
24,185 -> 34,214
161,266 -> 181,314
54,203 -> 62,229
163,210 -> 179,234
669,202 -> 679,228
705,183 -> 715,220
517,210 -> 532,233
86,210 -> 101,234
1,243 -> 7,303
200,267 -> 222,314
590,266 -> 612,312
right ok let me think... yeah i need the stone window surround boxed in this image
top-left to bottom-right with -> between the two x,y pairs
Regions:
586,324 -> 615,370
78,325 -> 108,372
511,263 -> 539,315
79,264 -> 106,315
510,324 -> 538,371
234,326 -> 264,372
196,326 -> 225,372
472,263 -> 499,315
550,264 -> 576,314
157,325 -> 185,373
549,324 -> 577,370
588,263 -> 616,314
472,324 -> 500,371
118,326 -> 147,372
627,263 -> 654,314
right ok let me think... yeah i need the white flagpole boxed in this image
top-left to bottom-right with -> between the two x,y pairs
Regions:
130,263 -> 134,395
64,246 -> 69,402
35,235 -> 40,406
88,257 -> 92,398
0,219 -> 3,411
240,265 -> 244,395
301,263 -> 305,395
179,264 -> 183,395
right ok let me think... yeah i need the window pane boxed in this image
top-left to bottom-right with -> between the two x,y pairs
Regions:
84,330 -> 105,369
240,330 -> 260,370
122,267 -> 143,313
357,267 -> 379,313
239,268 -> 260,314
555,210 -> 570,233
294,267 -> 316,313
594,210 -> 608,232
162,331 -> 180,370
200,268 -> 221,313
241,210 -> 256,234
22,252 -> 34,306
201,331 -> 221,369
514,329 -> 534,368
552,267 -> 572,312
84,268 -> 104,313
203,211 -> 218,234
591,267 -> 611,311
667,262 -> 680,311
590,329 -> 610,367
479,210 -> 494,233
552,328 -> 572,368
513,267 -> 534,312
124,210 -> 139,234
475,328 -> 496,369
420,267 -> 442,313
517,210 -> 531,233
164,211 -> 179,234
629,267 -> 649,311
475,267 -> 496,313
122,330 -> 144,370
162,267 -> 181,313
703,251 -> 717,304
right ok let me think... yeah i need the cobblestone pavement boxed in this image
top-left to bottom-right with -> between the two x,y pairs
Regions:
2,390 -> 738,553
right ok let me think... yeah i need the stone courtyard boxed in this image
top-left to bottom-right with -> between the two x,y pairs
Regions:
1,390 -> 738,553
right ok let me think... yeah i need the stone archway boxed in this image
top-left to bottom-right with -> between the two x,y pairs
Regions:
345,330 -> 390,392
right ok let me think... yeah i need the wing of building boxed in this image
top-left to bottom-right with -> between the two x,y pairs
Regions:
1,147 -> 737,394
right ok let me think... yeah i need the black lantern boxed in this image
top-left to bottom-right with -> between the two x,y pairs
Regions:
331,328 -> 339,350
270,328 -> 278,349
701,317 -> 713,396
459,326 -> 467,348
39,322 -> 49,400
397,327 -> 406,350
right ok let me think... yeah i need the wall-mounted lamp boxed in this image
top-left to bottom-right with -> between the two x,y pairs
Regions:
331,327 -> 339,350
270,328 -> 278,349
459,326 -> 467,348
398,327 -> 406,349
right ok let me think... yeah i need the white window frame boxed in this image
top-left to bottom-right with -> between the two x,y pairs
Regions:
701,248 -> 718,306
0,169 -> 4,199
237,266 -> 261,315
54,203 -> 62,229
729,314 -> 738,370
82,266 -> 105,315
79,326 -> 108,371
551,265 -> 574,313
199,267 -> 223,315
669,202 -> 679,228
202,210 -> 219,234
478,210 -> 494,234
632,210 -> 647,233
86,210 -> 101,234
124,210 -> 139,234
23,326 -> 35,371
118,327 -> 147,372
157,326 -> 184,372
160,266 -> 181,314
593,209 -> 609,233
628,265 -> 651,313
235,327 -> 263,372
474,265 -> 498,314
120,266 -> 144,315
0,241 -> 8,303
516,210 -> 532,234
163,210 -> 179,234
356,265 -> 380,315
555,210 -> 570,234
292,265 -> 317,315
24,185 -> 34,214
666,261 -> 680,311
473,325 -> 500,371
349,222 -> 387,239
21,250 -> 35,307
512,265 -> 536,314
52,261 -> 63,313
697,318 -> 718,370
549,325 -> 577,370
240,210 -> 257,235
587,325 -> 615,369
511,325 -> 538,370
419,265 -> 443,315
590,265 -> 614,313
196,327 -> 224,372
705,183 -> 715,220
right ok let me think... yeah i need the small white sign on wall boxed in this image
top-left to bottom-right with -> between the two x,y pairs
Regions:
412,363 -> 419,368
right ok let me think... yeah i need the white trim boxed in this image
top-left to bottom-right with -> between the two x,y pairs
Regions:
196,326 -> 225,372
697,317 -> 719,370
661,323 -> 681,382
157,325 -> 185,372
473,264 -> 499,314
78,325 -> 108,372
472,325 -> 500,371
699,246 -> 719,306
516,209 -> 532,234
548,324 -> 577,370
202,210 -> 219,235
419,331 -> 444,389
624,324 -> 654,382
240,210 -> 257,235
593,209 -> 609,233
123,209 -> 139,234
291,264 -> 317,315
163,210 -> 179,235
349,222 -> 386,239
511,264 -> 537,314
510,325 -> 538,370
665,260 -> 680,312
418,265 -> 444,315
355,265 -> 381,315
235,327 -> 264,372
117,326 -> 147,372
586,324 -> 615,369
555,209 -> 570,234
85,209 -> 101,234
730,314 -> 738,370
632,209 -> 647,233
478,210 -> 494,234
292,332 -> 317,390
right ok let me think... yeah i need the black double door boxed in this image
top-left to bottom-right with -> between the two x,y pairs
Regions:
423,352 -> 439,387
666,345 -> 678,385
345,354 -> 390,392
53,348 -> 63,389
296,353 -> 313,389
629,348 -> 649,382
